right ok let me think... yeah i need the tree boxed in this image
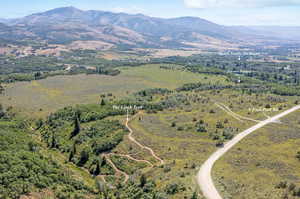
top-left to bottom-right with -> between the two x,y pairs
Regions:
68,149 -> 74,162
100,99 -> 106,106
28,141 -> 38,152
35,118 -> 43,130
70,112 -> 81,139
165,183 -> 179,195
101,156 -> 107,167
171,122 -> 176,127
196,121 -> 207,133
69,144 -> 76,162
296,151 -> 300,161
77,148 -> 89,166
216,139 -> 224,147
0,84 -> 4,94
140,174 -> 147,187
191,191 -> 198,199
0,104 -> 5,118
293,188 -> 300,197
265,104 -> 271,109
216,121 -> 224,129
209,109 -> 215,114
197,125 -> 207,133
50,133 -> 58,149
276,181 -> 287,189
94,159 -> 101,176
34,72 -> 42,80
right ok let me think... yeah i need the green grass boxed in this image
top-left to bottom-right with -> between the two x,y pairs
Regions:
0,64 -> 228,118
119,64 -> 229,89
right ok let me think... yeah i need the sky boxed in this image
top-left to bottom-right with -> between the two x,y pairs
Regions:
1,0 -> 300,26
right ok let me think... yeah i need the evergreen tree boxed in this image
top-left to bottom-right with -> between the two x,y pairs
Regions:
68,149 -> 74,162
70,112 -> 81,139
140,174 -> 147,187
92,158 -> 101,176
77,148 -> 89,166
69,143 -> 76,162
0,84 -> 4,94
191,191 -> 198,199
100,99 -> 106,106
50,133 -> 57,149
0,104 -> 4,118
101,156 -> 107,167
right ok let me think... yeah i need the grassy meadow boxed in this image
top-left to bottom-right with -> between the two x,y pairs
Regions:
0,64 -> 228,117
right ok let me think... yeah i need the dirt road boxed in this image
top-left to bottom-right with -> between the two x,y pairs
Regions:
197,105 -> 300,199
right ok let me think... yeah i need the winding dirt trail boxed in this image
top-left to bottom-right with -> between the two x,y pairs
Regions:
197,105 -> 300,199
126,112 -> 165,166
110,153 -> 154,168
216,102 -> 260,123
215,103 -> 244,122
104,154 -> 129,183
100,112 -> 163,184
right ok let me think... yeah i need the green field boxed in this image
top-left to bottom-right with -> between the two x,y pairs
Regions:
0,64 -> 228,117
213,110 -> 300,199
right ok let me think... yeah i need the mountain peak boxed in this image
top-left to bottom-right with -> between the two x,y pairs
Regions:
40,6 -> 83,16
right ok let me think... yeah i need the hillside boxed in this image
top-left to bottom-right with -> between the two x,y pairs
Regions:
0,6 -> 292,49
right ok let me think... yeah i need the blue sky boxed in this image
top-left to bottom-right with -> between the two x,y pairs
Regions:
1,0 -> 300,26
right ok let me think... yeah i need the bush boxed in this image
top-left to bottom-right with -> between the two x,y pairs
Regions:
296,152 -> 300,161
163,166 -> 171,173
165,183 -> 179,195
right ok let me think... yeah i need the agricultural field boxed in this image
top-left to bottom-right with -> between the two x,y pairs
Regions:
213,108 -> 300,199
0,64 -> 228,117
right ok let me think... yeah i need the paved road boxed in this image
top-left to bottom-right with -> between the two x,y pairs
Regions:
197,105 -> 300,199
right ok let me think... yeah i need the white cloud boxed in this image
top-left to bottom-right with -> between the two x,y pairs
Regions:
183,0 -> 300,8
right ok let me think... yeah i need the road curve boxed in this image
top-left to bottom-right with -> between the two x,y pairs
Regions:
197,105 -> 300,199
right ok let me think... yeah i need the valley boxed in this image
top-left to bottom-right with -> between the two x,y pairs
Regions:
0,4 -> 300,199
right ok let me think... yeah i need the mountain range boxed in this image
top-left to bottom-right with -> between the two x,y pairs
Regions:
0,7 -> 299,49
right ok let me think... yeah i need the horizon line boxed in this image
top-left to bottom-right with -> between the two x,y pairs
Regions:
1,6 -> 300,27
